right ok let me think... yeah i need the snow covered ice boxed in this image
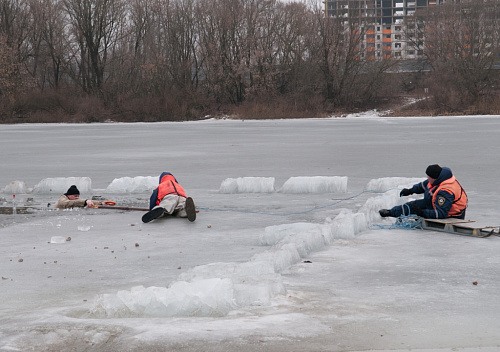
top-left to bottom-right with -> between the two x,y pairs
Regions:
1,116 -> 500,352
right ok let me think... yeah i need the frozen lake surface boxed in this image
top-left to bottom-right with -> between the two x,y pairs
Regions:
1,115 -> 500,351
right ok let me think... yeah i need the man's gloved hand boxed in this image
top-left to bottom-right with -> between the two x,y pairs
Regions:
409,204 -> 424,217
400,188 -> 412,197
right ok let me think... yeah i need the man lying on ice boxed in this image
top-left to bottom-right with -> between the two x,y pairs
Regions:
142,172 -> 196,223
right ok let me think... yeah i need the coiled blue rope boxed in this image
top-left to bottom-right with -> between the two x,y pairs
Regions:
394,215 -> 423,229
372,203 -> 424,230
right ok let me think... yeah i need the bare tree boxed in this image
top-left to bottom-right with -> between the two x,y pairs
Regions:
0,0 -> 31,74
63,0 -> 126,94
412,1 -> 500,109
23,0 -> 68,89
162,0 -> 200,92
39,0 -> 71,89
252,1 -> 312,97
196,0 -> 251,103
0,35 -> 21,118
0,0 -> 29,47
310,1 -> 367,107
0,0 -> 33,118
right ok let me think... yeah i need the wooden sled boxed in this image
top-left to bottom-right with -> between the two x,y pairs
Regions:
422,218 -> 500,238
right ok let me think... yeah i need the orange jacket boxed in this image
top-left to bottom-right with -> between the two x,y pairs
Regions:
149,172 -> 187,209
156,174 -> 187,203
430,176 -> 467,218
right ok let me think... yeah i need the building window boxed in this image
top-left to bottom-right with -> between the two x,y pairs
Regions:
395,43 -> 402,48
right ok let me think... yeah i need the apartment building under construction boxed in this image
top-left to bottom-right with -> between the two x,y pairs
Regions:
324,0 -> 452,60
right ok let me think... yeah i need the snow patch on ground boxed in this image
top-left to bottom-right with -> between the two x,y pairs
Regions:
345,109 -> 393,118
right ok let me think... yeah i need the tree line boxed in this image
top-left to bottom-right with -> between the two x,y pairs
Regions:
0,0 -> 499,122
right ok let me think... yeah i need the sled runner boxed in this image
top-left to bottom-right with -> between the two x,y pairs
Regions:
421,218 -> 499,238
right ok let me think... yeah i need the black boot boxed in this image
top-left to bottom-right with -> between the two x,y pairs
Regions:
142,207 -> 165,223
185,197 -> 196,222
379,209 -> 392,217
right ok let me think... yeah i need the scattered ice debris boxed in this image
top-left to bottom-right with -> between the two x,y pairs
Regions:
50,236 -> 67,244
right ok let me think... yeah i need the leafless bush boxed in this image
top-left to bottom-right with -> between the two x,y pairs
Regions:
2,0 -> 500,123
412,1 -> 500,111
232,93 -> 325,120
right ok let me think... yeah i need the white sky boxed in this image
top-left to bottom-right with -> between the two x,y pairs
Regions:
1,113 -> 500,351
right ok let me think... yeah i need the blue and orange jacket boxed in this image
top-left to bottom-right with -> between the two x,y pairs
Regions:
409,167 -> 468,219
148,172 -> 187,210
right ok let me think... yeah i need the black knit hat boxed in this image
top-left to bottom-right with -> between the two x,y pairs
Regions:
66,185 -> 80,196
426,164 -> 442,179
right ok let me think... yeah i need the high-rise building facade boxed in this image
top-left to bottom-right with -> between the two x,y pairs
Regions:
324,0 -> 450,60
